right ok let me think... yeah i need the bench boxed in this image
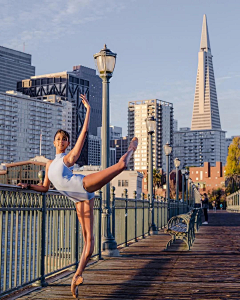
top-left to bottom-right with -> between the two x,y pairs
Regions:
165,209 -> 202,250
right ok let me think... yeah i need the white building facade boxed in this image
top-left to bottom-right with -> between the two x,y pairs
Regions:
128,99 -> 173,172
74,167 -> 143,199
0,91 -> 71,163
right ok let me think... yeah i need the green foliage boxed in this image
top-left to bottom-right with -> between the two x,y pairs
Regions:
146,168 -> 162,196
225,137 -> 240,193
208,188 -> 225,203
225,137 -> 240,176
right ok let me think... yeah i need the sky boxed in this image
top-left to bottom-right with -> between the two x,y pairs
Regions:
0,0 -> 240,138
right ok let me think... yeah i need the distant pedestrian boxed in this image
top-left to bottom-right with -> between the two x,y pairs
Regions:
201,193 -> 209,224
220,203 -> 223,210
212,201 -> 217,212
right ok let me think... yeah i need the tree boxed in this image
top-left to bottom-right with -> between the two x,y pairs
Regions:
146,168 -> 162,196
153,168 -> 162,196
225,137 -> 240,194
208,188 -> 226,208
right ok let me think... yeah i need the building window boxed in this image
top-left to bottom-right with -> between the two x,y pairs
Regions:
118,180 -> 121,187
122,180 -> 128,187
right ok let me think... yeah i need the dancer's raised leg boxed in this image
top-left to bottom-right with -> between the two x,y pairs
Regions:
71,199 -> 94,298
83,137 -> 138,193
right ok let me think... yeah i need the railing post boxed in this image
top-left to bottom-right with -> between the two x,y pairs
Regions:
41,193 -> 47,287
69,208 -> 77,271
141,193 -> 145,238
75,200 -> 79,270
164,198 -> 166,226
111,187 -> 116,241
124,189 -> 128,247
98,191 -> 103,260
134,191 -> 138,242
33,193 -> 48,287
147,194 -> 150,235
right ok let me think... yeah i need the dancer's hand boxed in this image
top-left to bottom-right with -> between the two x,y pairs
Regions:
80,94 -> 91,110
17,183 -> 28,189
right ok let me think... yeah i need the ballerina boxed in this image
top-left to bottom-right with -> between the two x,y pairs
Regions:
17,94 -> 138,298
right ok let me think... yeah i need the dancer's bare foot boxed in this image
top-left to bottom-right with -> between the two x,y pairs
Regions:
119,137 -> 138,169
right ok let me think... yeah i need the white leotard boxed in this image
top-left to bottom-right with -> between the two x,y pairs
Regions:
48,153 -> 95,203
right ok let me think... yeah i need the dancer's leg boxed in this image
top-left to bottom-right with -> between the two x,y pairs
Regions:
83,137 -> 138,193
75,199 -> 94,276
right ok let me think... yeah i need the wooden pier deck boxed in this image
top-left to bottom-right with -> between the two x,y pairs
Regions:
9,211 -> 240,299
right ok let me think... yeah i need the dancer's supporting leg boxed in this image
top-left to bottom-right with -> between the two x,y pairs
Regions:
83,137 -> 138,193
71,199 -> 94,298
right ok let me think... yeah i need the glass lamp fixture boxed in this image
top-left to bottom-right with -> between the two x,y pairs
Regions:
145,116 -> 156,134
174,158 -> 181,168
181,168 -> 186,175
93,44 -> 117,76
164,142 -> 172,156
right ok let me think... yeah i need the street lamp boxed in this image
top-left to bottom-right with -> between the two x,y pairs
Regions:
185,171 -> 189,207
192,184 -> 196,207
94,45 -> 118,255
181,168 -> 186,202
164,142 -> 172,219
146,116 -> 157,233
174,158 -> 181,201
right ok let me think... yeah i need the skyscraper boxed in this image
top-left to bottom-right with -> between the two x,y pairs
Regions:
128,99 -> 174,171
0,46 -> 35,93
191,15 -> 221,131
17,66 -> 102,166
174,15 -> 226,168
0,91 -> 69,163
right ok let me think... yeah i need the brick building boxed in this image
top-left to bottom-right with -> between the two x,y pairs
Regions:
189,162 -> 225,193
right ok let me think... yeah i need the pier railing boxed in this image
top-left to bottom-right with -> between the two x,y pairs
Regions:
0,184 -> 189,298
226,190 -> 240,212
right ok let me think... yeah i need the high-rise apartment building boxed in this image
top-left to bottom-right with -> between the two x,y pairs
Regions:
0,91 -> 71,163
174,15 -> 226,167
97,125 -> 122,140
173,119 -> 178,132
72,66 -> 102,136
17,66 -> 102,166
110,136 -> 128,163
128,99 -> 174,171
174,127 -> 225,167
88,134 -> 101,166
0,46 -> 35,92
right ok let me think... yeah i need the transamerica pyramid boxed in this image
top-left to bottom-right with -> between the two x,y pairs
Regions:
191,14 -> 221,130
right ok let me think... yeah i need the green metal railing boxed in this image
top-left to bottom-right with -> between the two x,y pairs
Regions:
0,184 -> 189,298
226,190 -> 240,212
0,184 -> 102,298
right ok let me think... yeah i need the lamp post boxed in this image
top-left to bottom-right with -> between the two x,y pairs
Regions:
146,116 -> 157,233
192,184 -> 196,207
94,45 -> 118,255
174,158 -> 181,215
185,171 -> 189,207
164,142 -> 172,220
181,168 -> 186,202
174,158 -> 181,201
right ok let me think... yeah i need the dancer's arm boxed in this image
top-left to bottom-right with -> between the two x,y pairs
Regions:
17,160 -> 52,192
64,94 -> 91,167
